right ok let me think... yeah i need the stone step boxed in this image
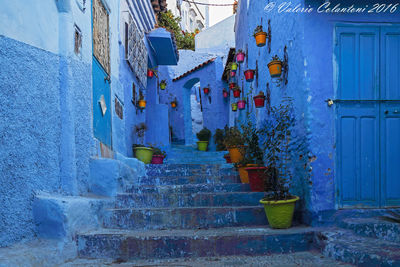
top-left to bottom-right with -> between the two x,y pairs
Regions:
77,226 -> 314,261
164,159 -> 227,165
126,183 -> 251,194
115,192 -> 265,208
315,229 -> 400,266
340,217 -> 400,243
102,206 -> 268,230
145,164 -> 236,177
137,175 -> 240,185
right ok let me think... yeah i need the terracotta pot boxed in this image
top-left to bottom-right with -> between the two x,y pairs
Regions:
147,69 -> 154,78
223,154 -> 232,163
231,103 -> 238,112
267,60 -> 283,78
244,70 -> 255,82
253,95 -> 266,108
138,100 -> 146,109
254,32 -> 267,47
236,52 -> 245,63
245,166 -> 268,192
151,155 -> 165,164
223,90 -> 229,98
203,87 -> 210,94
237,164 -> 258,184
227,146 -> 245,163
229,83 -> 236,89
233,90 -> 241,98
171,102 -> 177,108
230,71 -> 236,77
237,100 -> 246,110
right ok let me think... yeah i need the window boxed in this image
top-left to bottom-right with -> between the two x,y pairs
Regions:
74,24 -> 82,55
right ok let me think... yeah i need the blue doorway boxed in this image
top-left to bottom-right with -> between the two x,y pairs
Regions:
336,25 -> 400,208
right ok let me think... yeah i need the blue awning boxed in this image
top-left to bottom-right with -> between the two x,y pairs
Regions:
147,27 -> 179,66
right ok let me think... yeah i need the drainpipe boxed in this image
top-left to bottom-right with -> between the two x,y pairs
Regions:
56,0 -> 77,195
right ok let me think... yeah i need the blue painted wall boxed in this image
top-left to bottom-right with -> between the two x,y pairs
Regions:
234,0 -> 400,223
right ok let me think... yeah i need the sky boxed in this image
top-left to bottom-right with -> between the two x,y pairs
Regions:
206,0 -> 236,26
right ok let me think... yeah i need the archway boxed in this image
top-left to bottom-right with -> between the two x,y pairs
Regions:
183,78 -> 203,145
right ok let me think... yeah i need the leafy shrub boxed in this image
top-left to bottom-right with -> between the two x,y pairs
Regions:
196,127 -> 211,142
223,127 -> 244,148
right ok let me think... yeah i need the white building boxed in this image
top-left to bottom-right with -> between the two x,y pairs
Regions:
166,0 -> 207,32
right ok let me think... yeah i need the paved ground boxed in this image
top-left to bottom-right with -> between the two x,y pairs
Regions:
60,251 -> 354,267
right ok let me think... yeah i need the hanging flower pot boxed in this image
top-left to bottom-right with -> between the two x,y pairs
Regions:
229,82 -> 236,89
253,92 -> 266,108
147,69 -> 154,78
253,25 -> 267,47
230,71 -> 236,77
237,99 -> 246,110
203,87 -> 210,94
244,69 -> 255,82
268,56 -> 283,78
233,89 -> 241,98
171,101 -> 177,108
160,80 -> 167,90
236,50 -> 245,63
138,99 -> 146,109
223,89 -> 229,98
231,103 -> 238,112
231,62 -> 238,72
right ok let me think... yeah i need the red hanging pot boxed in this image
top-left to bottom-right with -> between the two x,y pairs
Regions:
233,90 -> 241,98
230,71 -> 236,77
244,70 -> 255,82
236,52 -> 245,63
203,87 -> 210,94
253,94 -> 266,108
237,100 -> 246,110
223,90 -> 229,98
229,82 -> 236,89
245,166 -> 269,192
147,69 -> 154,78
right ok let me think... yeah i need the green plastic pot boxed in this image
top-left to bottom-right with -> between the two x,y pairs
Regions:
197,141 -> 208,151
133,147 -> 154,164
259,196 -> 299,229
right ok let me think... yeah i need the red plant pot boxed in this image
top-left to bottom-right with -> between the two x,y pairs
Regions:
147,69 -> 154,78
245,167 -> 268,192
237,100 -> 246,110
229,82 -> 236,89
230,71 -> 236,77
203,87 -> 210,94
244,70 -> 255,82
223,154 -> 232,163
233,90 -> 241,98
236,52 -> 245,63
151,155 -> 165,164
223,90 -> 229,98
253,95 -> 266,108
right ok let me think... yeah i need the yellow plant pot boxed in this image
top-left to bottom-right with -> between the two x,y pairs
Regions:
267,60 -> 283,78
227,146 -> 245,163
138,100 -> 146,108
260,196 -> 299,229
254,32 -> 267,47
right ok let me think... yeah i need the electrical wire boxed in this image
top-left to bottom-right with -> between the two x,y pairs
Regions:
182,0 -> 236,6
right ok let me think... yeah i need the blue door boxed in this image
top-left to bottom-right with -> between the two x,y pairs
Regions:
336,25 -> 400,208
92,0 -> 111,147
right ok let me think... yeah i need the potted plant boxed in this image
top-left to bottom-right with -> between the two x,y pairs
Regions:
232,86 -> 241,98
253,25 -> 267,47
230,71 -> 236,77
203,86 -> 210,94
230,62 -> 238,72
132,123 -> 154,164
223,127 -> 245,163
151,147 -> 167,164
244,69 -> 255,82
214,127 -> 227,151
268,55 -> 283,78
160,80 -> 167,90
223,89 -> 229,98
196,127 -> 211,151
171,98 -> 178,108
229,82 -> 237,89
253,91 -> 266,108
231,103 -> 238,112
237,99 -> 246,110
259,97 -> 299,229
147,68 -> 156,78
236,49 -> 245,63
137,91 -> 146,109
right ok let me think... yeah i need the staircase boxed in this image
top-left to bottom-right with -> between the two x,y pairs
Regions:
76,146 -> 314,262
